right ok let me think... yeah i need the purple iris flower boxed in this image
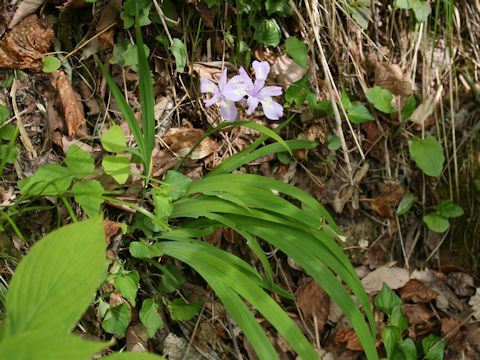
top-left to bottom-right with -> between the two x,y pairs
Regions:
200,69 -> 238,122
224,61 -> 284,120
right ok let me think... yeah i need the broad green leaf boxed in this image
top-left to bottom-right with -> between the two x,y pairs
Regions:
347,103 -> 375,123
374,283 -> 403,316
433,199 -> 464,218
110,40 -> 129,65
102,154 -> 130,184
72,180 -> 104,217
382,325 -> 402,359
395,0 -> 414,9
101,125 -> 126,153
42,56 -> 61,73
114,271 -> 139,306
65,144 -> 95,178
0,123 -> 15,139
159,263 -> 185,293
102,303 -> 131,336
168,298 -> 202,321
0,104 -> 10,124
284,37 -> 308,68
265,0 -> 293,16
123,43 -> 150,71
152,186 -> 173,220
399,338 -> 417,359
163,170 -> 192,200
389,305 -> 407,331
423,213 -> 449,233
412,0 -> 431,22
341,87 -> 353,110
4,217 -> 106,336
169,38 -> 187,73
253,18 -> 281,47
129,239 -> 163,259
351,6 -> 371,29
0,331 -> 107,360
396,192 -> 414,215
366,86 -> 396,114
139,299 -> 163,338
123,0 -> 148,15
102,352 -> 166,360
121,0 -> 151,29
0,145 -> 18,163
327,135 -> 341,151
18,164 -> 72,197
285,72 -> 310,105
409,136 -> 444,177
421,334 -> 445,360
402,94 -> 417,121
277,151 -> 291,164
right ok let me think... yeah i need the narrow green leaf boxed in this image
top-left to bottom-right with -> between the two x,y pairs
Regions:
284,37 -> 308,68
114,271 -> 139,306
4,217 -> 106,336
65,144 -> 95,178
139,299 -> 163,338
71,180 -> 104,217
102,154 -> 130,184
366,86 -> 396,114
101,125 -> 127,153
135,10 -> 155,176
102,303 -> 131,336
409,136 -> 444,177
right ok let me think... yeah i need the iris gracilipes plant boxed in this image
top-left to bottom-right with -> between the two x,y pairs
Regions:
1,10 -> 378,360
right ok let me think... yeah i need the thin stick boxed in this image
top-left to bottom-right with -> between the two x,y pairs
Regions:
153,0 -> 174,46
63,21 -> 117,61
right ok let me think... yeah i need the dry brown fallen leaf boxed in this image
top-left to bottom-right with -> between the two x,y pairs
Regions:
126,323 -> 149,352
0,14 -> 55,72
401,304 -> 435,326
334,328 -> 363,351
103,220 -> 122,246
270,54 -> 308,86
50,70 -> 87,137
362,182 -> 405,218
162,127 -> 218,160
361,266 -> 410,295
399,279 -> 438,303
8,0 -> 43,29
295,278 -> 330,335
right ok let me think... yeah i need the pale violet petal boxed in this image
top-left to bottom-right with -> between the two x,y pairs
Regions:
258,85 -> 282,98
252,79 -> 266,97
252,60 -> 270,81
246,96 -> 259,114
200,78 -> 218,94
204,94 -> 219,107
239,67 -> 254,90
223,79 -> 248,101
220,99 -> 238,122
260,97 -> 283,120
218,69 -> 228,91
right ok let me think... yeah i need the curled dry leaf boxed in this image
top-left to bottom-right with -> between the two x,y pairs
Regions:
362,181 -> 406,218
334,328 -> 363,351
409,85 -> 443,126
374,62 -> 412,97
401,304 -> 435,326
468,287 -> 480,320
0,15 -> 55,72
270,54 -> 308,86
51,70 -> 87,137
8,0 -> 43,29
103,220 -> 122,246
162,127 -> 218,160
399,279 -> 438,303
126,323 -> 149,352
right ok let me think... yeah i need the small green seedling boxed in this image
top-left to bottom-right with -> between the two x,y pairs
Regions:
409,136 -> 445,177
423,199 -> 464,233
375,283 -> 445,360
41,56 -> 61,73
366,86 -> 396,114
395,0 -> 432,23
